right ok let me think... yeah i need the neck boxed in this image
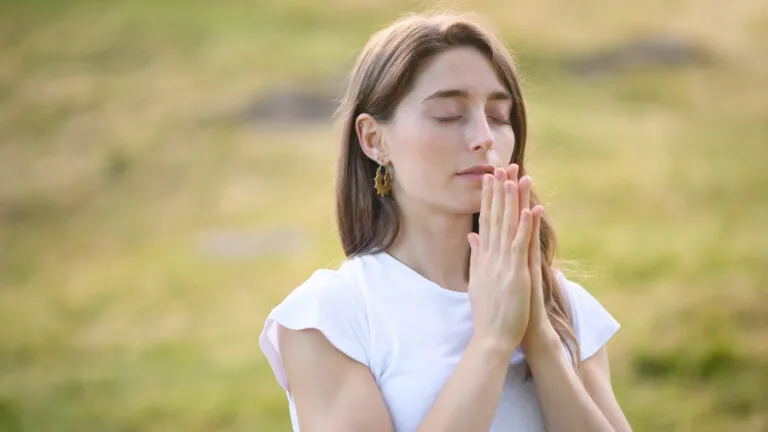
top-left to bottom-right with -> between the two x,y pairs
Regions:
386,197 -> 474,293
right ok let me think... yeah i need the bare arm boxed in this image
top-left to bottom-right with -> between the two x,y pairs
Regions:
280,326 -> 517,432
582,347 -> 633,431
527,335 -> 632,432
415,338 -> 512,432
279,327 -> 392,432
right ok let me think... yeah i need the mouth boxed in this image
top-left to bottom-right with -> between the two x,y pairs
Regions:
457,165 -> 496,176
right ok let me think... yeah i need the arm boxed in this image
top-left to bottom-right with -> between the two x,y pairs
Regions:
279,327 -> 393,432
526,334 -> 632,432
280,326 -> 515,432
415,337 -> 513,432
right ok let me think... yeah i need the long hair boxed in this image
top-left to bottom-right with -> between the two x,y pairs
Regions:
334,13 -> 581,368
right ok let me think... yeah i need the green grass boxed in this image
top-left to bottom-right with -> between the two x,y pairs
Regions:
1,0 -> 767,430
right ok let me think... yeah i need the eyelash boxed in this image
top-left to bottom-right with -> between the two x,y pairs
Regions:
435,116 -> 462,123
435,116 -> 511,125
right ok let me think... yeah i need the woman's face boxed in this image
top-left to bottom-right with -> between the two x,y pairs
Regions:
384,46 -> 516,214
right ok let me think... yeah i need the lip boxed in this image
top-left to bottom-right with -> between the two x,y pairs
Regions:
457,165 -> 496,176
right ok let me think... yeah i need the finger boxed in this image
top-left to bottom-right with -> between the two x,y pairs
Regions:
503,164 -> 520,247
518,175 -> 532,213
510,175 -> 519,240
500,180 -> 517,257
467,233 -> 479,273
512,208 -> 533,266
506,163 -> 519,182
529,206 -> 543,292
479,174 -> 493,249
489,168 -> 506,252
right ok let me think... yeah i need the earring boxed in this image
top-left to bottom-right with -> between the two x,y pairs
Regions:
374,162 -> 392,197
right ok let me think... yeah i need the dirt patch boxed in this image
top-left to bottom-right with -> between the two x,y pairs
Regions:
235,76 -> 346,125
564,35 -> 713,77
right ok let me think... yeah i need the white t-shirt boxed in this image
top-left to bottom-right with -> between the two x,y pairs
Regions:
259,252 -> 620,432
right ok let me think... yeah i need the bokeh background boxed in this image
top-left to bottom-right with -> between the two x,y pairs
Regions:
1,0 -> 767,431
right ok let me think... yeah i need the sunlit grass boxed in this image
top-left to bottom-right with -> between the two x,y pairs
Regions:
1,0 -> 767,430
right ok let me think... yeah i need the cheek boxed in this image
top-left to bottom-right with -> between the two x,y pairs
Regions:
495,128 -> 516,161
392,115 -> 448,153
390,120 -> 457,184
416,124 -> 455,155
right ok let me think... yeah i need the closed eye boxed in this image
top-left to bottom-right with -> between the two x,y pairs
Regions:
434,115 -> 463,123
488,116 -> 511,126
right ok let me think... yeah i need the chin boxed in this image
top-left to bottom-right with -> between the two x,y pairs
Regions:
448,196 -> 481,215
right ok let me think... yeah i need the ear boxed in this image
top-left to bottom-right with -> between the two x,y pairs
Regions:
355,113 -> 389,164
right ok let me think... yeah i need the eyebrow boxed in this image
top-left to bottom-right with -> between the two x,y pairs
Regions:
422,89 -> 512,103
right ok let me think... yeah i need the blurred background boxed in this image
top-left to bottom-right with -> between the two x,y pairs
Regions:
1,0 -> 766,430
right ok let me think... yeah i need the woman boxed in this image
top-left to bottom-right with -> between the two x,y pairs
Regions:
260,12 -> 632,432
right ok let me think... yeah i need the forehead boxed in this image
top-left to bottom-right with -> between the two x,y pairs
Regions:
408,46 -> 507,100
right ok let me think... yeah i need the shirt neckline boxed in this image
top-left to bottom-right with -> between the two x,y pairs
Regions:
374,251 -> 470,300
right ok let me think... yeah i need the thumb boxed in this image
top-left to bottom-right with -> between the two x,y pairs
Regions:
467,233 -> 479,271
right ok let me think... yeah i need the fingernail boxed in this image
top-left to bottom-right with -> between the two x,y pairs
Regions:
483,174 -> 491,187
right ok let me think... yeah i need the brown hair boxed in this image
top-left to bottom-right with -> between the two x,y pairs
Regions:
335,13 -> 581,368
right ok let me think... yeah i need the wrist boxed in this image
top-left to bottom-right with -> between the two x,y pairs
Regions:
522,327 -> 561,363
469,336 -> 518,364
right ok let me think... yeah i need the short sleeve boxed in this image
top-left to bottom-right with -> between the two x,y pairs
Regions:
556,271 -> 620,361
259,269 -> 371,392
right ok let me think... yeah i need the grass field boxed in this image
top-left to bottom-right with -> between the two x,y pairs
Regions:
1,0 -> 767,430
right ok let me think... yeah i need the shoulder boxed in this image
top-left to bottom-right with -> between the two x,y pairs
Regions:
277,265 -> 364,312
554,269 -> 621,361
259,259 -> 373,391
554,269 -> 612,318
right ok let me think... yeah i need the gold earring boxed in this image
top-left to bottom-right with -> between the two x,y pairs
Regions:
374,163 -> 392,197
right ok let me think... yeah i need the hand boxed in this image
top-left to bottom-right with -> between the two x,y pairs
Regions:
520,200 -> 559,356
466,165 -> 535,357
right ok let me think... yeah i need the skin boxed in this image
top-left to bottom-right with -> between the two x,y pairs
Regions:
279,46 -> 633,431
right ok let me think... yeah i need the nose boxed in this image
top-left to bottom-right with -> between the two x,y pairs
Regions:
468,112 -> 493,152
